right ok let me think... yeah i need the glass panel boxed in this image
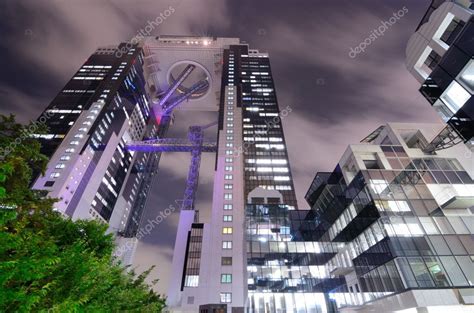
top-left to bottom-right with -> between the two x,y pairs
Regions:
435,159 -> 453,171
381,146 -> 396,157
444,236 -> 467,255
386,260 -> 404,290
421,171 -> 437,184
419,217 -> 439,234
411,200 -> 428,216
424,256 -> 450,287
457,171 -> 474,184
433,217 -> 455,234
387,158 -> 402,169
440,256 -> 468,286
412,159 -> 427,171
393,146 -> 408,157
447,216 -> 469,234
432,171 -> 450,184
428,236 -> 451,254
445,171 -> 462,184
461,216 -> 474,233
459,235 -> 474,254
396,258 -> 418,288
423,200 -> 440,215
415,185 -> 432,199
399,158 -> 412,169
424,159 -> 439,170
407,257 -> 435,287
455,256 -> 474,286
402,184 -> 420,199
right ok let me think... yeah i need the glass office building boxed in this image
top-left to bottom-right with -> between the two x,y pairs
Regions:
406,0 -> 474,147
305,123 -> 474,313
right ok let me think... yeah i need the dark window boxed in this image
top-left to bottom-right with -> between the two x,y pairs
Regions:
221,257 -> 232,265
251,197 -> 264,204
440,18 -> 466,46
363,160 -> 382,169
44,181 -> 55,187
267,197 -> 281,204
424,50 -> 442,71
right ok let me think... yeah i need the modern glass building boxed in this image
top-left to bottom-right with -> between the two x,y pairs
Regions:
406,0 -> 474,148
305,123 -> 474,313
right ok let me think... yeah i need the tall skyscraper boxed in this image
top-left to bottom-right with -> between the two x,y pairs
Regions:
31,43 -> 164,263
32,36 -> 313,311
406,0 -> 473,148
305,123 -> 474,313
156,39 -> 305,312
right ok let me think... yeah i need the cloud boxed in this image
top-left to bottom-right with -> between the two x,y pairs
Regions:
0,0 -> 230,120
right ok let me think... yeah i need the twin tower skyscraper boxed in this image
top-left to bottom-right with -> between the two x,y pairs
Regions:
31,2 -> 474,311
32,36 -> 309,312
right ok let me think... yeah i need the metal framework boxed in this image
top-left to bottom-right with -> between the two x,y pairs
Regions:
423,124 -> 464,153
127,63 -> 216,214
162,80 -> 209,114
127,123 -> 217,212
158,64 -> 196,107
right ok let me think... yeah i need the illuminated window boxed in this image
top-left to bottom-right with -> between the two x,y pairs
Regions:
222,241 -> 232,249
224,204 -> 233,210
369,179 -> 389,194
221,274 -> 232,283
223,215 -> 233,222
224,184 -> 233,190
440,81 -> 470,113
222,227 -> 233,234
184,275 -> 199,287
224,193 -> 232,200
220,292 -> 232,303
224,174 -> 233,180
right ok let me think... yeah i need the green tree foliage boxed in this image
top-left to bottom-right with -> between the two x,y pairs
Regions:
0,115 -> 166,312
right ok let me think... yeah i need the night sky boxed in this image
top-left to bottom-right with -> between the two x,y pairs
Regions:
0,0 -> 441,294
